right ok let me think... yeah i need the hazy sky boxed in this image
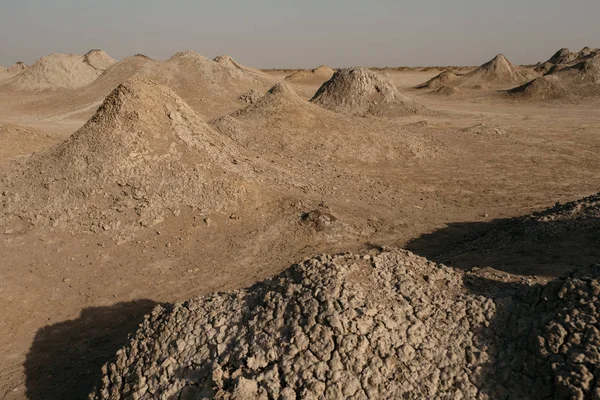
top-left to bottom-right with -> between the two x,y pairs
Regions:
1,0 -> 599,68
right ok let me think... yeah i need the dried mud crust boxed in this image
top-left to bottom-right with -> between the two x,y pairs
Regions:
90,248 -> 600,399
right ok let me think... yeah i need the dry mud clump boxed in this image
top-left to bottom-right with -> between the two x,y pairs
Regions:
0,78 -> 245,234
311,67 -> 429,116
90,248 -> 600,399
6,51 -> 115,90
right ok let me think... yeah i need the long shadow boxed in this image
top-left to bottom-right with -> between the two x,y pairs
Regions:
25,299 -> 158,400
406,215 -> 600,277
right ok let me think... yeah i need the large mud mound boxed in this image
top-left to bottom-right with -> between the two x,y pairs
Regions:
461,54 -> 534,86
91,250 -> 485,399
0,78 -> 244,233
311,67 -> 427,116
285,65 -> 335,83
136,51 -> 275,119
91,248 -> 600,399
510,55 -> 600,100
6,52 -> 115,90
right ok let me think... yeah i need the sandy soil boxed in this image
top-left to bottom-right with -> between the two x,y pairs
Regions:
0,60 -> 599,399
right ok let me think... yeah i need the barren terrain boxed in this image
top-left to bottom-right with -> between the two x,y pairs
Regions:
0,49 -> 599,399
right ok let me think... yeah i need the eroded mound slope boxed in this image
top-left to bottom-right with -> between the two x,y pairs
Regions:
6,52 -> 114,90
91,248 -> 600,399
0,78 -> 244,233
311,67 -> 427,116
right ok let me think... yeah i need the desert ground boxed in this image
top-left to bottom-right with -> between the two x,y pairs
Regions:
0,48 -> 599,399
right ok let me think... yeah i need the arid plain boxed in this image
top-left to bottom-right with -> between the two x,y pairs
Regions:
0,48 -> 599,399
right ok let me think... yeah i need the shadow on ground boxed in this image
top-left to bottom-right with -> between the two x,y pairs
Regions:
406,215 -> 600,277
25,299 -> 158,400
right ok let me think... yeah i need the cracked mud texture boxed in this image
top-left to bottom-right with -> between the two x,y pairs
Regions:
89,247 -> 600,399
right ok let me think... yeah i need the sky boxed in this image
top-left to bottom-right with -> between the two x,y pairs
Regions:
1,0 -> 599,68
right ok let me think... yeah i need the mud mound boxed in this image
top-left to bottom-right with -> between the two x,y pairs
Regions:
135,51 -> 275,119
91,247 -> 600,399
285,65 -> 335,83
84,49 -> 116,70
6,52 -> 112,90
91,249 -> 486,399
510,55 -> 600,100
417,71 -> 460,89
311,67 -> 427,116
0,78 -> 244,234
462,54 -> 534,86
